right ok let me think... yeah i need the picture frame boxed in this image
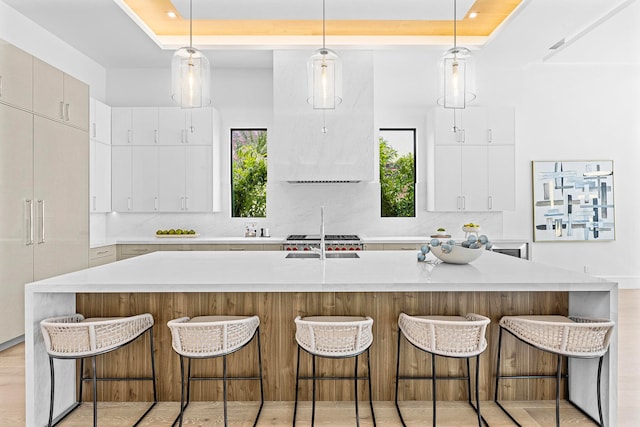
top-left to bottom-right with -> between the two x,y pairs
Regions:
532,160 -> 615,242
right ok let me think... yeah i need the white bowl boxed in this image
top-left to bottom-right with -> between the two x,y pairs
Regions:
431,244 -> 484,264
462,226 -> 481,233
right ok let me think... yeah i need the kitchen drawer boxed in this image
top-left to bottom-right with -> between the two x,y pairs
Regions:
161,244 -> 216,251
228,244 -> 265,251
383,243 -> 421,251
117,244 -> 159,260
262,244 -> 283,251
89,245 -> 116,267
364,243 -> 384,250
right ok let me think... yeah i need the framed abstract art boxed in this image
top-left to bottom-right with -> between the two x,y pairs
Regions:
532,160 -> 615,242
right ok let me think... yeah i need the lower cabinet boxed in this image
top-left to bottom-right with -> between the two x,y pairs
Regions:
116,243 -> 283,260
89,245 -> 116,267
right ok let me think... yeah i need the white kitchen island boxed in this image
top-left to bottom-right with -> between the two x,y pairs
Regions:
25,250 -> 617,426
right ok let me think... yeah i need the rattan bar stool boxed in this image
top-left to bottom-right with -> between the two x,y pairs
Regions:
40,313 -> 157,427
395,313 -> 490,427
167,315 -> 264,427
293,315 -> 376,426
495,315 -> 615,427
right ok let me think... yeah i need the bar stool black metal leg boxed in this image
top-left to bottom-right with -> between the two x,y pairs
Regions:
494,327 -> 503,402
178,356 -> 186,427
79,358 -> 84,405
597,355 -> 604,426
92,355 -> 97,427
367,349 -> 376,426
395,332 -> 406,426
254,328 -> 264,427
555,354 -> 562,427
466,357 -> 472,405
431,354 -> 437,427
150,328 -> 157,403
354,354 -> 360,427
48,356 -> 55,427
311,354 -> 317,427
475,355 -> 481,427
293,346 -> 301,427
223,354 -> 228,427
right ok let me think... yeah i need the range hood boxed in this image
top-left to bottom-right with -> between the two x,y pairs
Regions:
271,50 -> 375,183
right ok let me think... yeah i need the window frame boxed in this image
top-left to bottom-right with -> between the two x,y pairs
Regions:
230,128 -> 268,218
379,128 -> 417,218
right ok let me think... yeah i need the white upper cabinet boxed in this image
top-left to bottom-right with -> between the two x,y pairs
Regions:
33,58 -> 88,131
111,107 -> 158,145
158,107 -> 213,145
0,42 -> 33,110
132,107 -> 159,145
271,50 -> 374,182
427,106 -> 516,211
90,98 -> 111,144
111,107 -> 216,212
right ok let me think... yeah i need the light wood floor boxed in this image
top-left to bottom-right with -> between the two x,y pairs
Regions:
2,290 -> 638,426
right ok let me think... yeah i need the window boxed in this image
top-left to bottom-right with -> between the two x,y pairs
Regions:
231,129 -> 267,217
379,129 -> 416,217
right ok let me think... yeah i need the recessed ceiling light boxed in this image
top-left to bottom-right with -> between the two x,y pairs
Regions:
167,11 -> 177,19
469,12 -> 478,19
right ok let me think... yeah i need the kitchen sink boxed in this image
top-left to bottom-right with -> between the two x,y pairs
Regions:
285,252 -> 360,259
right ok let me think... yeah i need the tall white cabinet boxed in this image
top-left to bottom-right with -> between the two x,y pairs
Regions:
111,106 -> 216,212
0,42 -> 88,345
427,106 -> 515,212
90,98 -> 111,212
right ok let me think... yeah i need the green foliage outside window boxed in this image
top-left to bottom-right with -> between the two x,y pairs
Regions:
231,130 -> 267,217
380,136 -> 415,217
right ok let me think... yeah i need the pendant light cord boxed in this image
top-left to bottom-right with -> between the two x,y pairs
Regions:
322,0 -> 326,50
453,0 -> 457,50
189,0 -> 193,49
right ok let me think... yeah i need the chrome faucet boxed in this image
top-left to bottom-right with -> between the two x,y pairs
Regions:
311,206 -> 326,260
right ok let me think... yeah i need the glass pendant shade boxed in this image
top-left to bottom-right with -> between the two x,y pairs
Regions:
307,48 -> 343,109
438,47 -> 476,109
171,46 -> 211,108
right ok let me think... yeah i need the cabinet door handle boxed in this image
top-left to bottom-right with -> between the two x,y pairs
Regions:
127,197 -> 132,210
92,123 -> 97,138
488,195 -> 493,210
37,199 -> 45,244
180,196 -> 185,210
154,129 -> 158,144
92,196 -> 97,211
96,250 -> 109,255
487,129 -> 493,143
181,129 -> 185,144
25,199 -> 34,246
127,129 -> 132,144
184,196 -> 189,210
154,196 -> 158,211
65,103 -> 70,121
59,101 -> 65,119
462,196 -> 466,210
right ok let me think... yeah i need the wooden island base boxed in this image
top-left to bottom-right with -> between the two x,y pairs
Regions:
76,291 -> 569,403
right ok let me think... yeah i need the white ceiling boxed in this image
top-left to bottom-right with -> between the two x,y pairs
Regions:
1,0 -> 638,70
170,0 -> 474,21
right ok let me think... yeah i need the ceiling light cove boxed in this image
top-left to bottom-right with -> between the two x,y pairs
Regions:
115,0 -> 522,49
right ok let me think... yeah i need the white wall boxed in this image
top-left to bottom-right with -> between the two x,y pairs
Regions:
0,1 -> 106,100
510,63 -> 640,286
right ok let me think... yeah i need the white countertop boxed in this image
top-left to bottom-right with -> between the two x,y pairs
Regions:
90,236 -> 286,248
27,250 -> 612,294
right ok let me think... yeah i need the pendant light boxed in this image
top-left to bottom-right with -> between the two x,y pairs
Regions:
171,0 -> 211,108
437,0 -> 476,110
307,0 -> 342,110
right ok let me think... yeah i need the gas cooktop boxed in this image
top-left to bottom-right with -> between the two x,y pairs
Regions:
286,234 -> 360,241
